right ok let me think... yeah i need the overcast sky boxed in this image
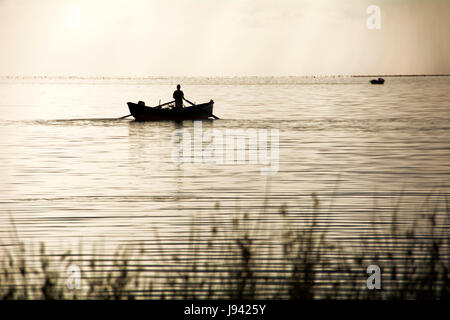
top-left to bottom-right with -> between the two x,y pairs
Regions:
0,0 -> 449,76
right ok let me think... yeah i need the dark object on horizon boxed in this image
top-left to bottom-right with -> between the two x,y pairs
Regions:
127,99 -> 217,121
370,78 -> 385,84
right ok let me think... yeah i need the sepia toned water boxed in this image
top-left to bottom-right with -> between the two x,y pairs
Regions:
0,76 -> 449,298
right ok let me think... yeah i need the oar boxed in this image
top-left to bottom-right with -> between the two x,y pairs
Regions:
117,114 -> 132,119
184,98 -> 196,106
199,108 -> 220,119
184,99 -> 220,119
155,100 -> 175,108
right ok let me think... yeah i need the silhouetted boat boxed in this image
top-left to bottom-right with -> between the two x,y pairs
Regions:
127,100 -> 215,121
370,78 -> 385,84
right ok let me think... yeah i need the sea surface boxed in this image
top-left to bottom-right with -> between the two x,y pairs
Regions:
0,76 -> 449,298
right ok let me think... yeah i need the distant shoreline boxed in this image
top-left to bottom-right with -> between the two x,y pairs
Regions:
0,74 -> 449,79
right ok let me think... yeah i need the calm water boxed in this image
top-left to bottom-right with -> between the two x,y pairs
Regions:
0,76 -> 449,297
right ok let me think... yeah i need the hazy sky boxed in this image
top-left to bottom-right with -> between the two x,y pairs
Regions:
0,0 -> 449,76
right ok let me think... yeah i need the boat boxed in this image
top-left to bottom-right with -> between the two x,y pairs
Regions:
127,100 -> 215,121
370,78 -> 385,84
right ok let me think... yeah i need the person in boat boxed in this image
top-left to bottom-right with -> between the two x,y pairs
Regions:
173,84 -> 196,109
173,84 -> 185,109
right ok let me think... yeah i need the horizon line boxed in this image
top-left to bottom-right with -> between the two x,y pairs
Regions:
1,74 -> 450,79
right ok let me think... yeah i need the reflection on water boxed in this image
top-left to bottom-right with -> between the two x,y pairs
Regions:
0,76 -> 449,298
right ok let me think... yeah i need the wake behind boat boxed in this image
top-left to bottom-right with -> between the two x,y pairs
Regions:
127,100 -> 215,121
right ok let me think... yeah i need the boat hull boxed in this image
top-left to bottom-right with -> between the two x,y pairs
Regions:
370,79 -> 385,84
127,101 -> 214,121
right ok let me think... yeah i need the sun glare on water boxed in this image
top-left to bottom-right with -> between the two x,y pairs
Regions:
67,4 -> 81,30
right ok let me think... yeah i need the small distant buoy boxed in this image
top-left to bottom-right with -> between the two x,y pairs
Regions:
370,78 -> 385,84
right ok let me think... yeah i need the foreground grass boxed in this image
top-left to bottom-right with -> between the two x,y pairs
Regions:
0,193 -> 449,299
